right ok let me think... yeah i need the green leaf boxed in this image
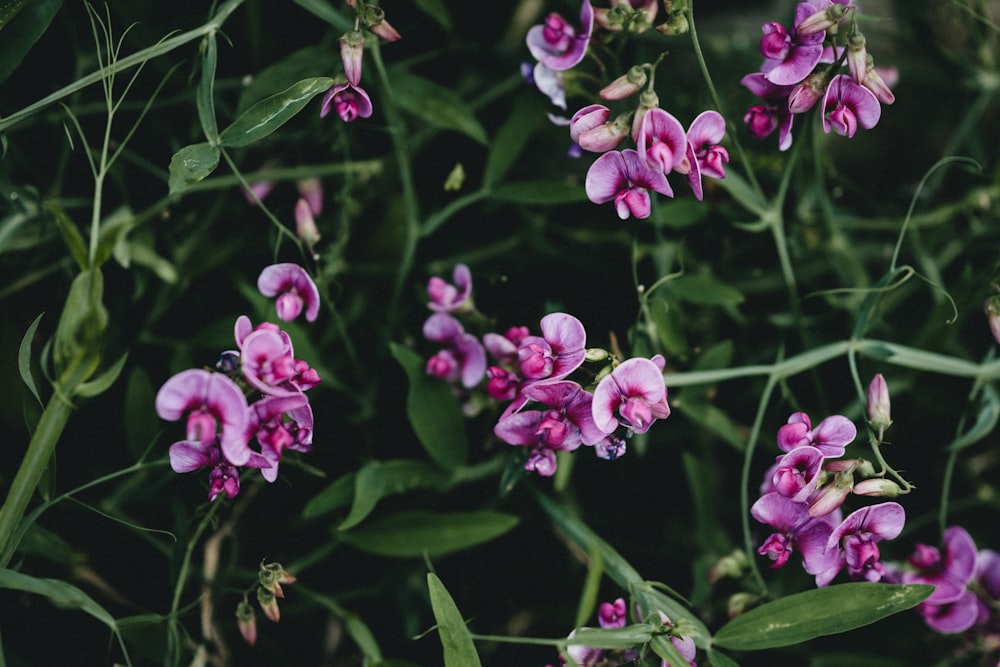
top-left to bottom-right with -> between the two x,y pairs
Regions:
339,510 -> 518,558
291,0 -> 352,31
0,567 -> 117,630
123,366 -> 157,461
654,198 -> 710,230
340,459 -> 453,529
53,268 -> 107,386
707,648 -> 740,667
712,583 -> 934,651
414,0 -> 451,29
427,573 -> 482,667
677,401 -> 745,451
0,0 -> 62,85
949,384 -> 1000,451
218,76 -> 334,148
490,180 -> 587,205
236,43 -> 332,114
45,202 -> 87,271
389,343 -> 468,470
18,312 -> 44,407
715,169 -> 767,216
694,340 -> 734,372
483,92 -> 544,187
74,352 -> 127,398
303,471 -> 357,519
167,142 -> 220,194
669,274 -> 745,307
197,32 -> 219,142
568,624 -> 653,649
389,67 -> 488,144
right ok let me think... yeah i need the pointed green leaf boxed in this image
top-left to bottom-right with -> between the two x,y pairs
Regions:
948,384 -> 999,451
389,343 -> 467,470
483,92 -> 544,187
568,624 -> 653,649
427,573 -> 482,667
74,352 -> 127,398
414,0 -> 451,29
389,68 -> 487,144
339,461 -> 386,530
18,312 -> 44,407
340,459 -> 453,529
0,0 -> 62,85
167,142 -> 220,193
0,567 -> 117,630
712,583 -> 934,651
53,268 -> 107,386
45,202 -> 87,271
197,32 -> 219,142
339,510 -> 518,558
218,76 -> 334,147
303,471 -> 357,519
669,275 -> 745,307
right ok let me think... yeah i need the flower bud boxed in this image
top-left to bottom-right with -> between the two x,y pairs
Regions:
257,587 -> 281,623
796,2 -> 851,36
340,30 -> 365,86
847,32 -> 867,84
655,10 -> 688,36
852,477 -> 902,497
726,592 -> 756,618
259,561 -> 297,599
708,549 -> 749,584
631,89 -> 660,140
296,177 -> 323,215
362,4 -> 401,41
986,295 -> 1000,344
862,57 -> 896,105
570,104 -> 610,143
585,347 -> 611,362
788,71 -> 828,114
808,471 -> 853,517
867,373 -> 892,435
577,113 -> 632,152
295,198 -> 322,254
600,65 -> 648,100
236,600 -> 257,645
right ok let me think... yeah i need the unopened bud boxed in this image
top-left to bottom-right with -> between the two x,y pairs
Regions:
600,65 -> 648,100
585,347 -> 611,362
631,89 -> 660,139
655,10 -> 688,36
295,198 -> 321,253
257,587 -> 281,623
867,373 -> 892,435
862,58 -> 896,105
852,477 -> 902,497
726,592 -> 756,618
362,5 -> 401,41
708,549 -> 749,584
577,114 -> 632,152
259,561 -> 297,599
986,295 -> 1000,344
847,32 -> 867,84
808,471 -> 854,517
788,71 -> 828,114
236,600 -> 257,645
340,30 -> 365,86
796,2 -> 851,36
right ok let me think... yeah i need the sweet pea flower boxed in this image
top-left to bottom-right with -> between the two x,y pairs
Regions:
156,368 -> 253,467
684,110 -> 729,200
752,492 -> 840,576
585,149 -> 673,219
904,526 -> 979,606
320,81 -> 373,122
598,598 -> 627,628
427,264 -> 473,313
826,502 -> 905,583
771,445 -> 825,502
741,73 -> 796,151
517,313 -> 587,384
592,356 -> 670,435
257,263 -> 321,323
423,313 -> 487,389
525,62 -> 568,109
821,74 -> 881,137
637,108 -> 689,180
247,394 -> 314,482
759,3 -> 826,86
777,411 -> 856,458
526,0 -> 595,71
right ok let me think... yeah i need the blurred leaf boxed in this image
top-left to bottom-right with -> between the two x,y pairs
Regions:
490,180 -> 587,204
716,169 -> 767,216
18,312 -> 44,407
219,76 -> 333,147
167,142 -> 220,194
45,202 -> 87,271
18,524 -> 77,565
712,583 -> 934,651
74,352 -> 127,398
669,275 -> 745,307
427,573 -> 482,667
339,510 -> 518,557
197,32 -> 218,142
389,67 -> 487,144
0,567 -> 117,630
124,366 -> 157,461
483,93 -> 544,187
707,648 -> 740,667
648,297 -> 688,360
694,340 -> 734,372
94,205 -> 133,269
948,384 -> 999,451
414,0 -> 451,29
298,587 -> 385,662
569,624 -> 653,649
291,0 -> 352,31
655,198 -> 710,229
0,0 -> 62,85
389,343 -> 468,471
678,401 -> 744,451
340,459 -> 453,530
648,632 -> 693,666
303,471 -> 357,519
237,43 -> 332,113
53,268 -> 106,386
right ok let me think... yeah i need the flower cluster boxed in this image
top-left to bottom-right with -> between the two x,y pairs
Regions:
236,560 -> 298,646
156,264 -> 321,500
321,0 -> 402,122
545,597 -> 695,667
522,0 -> 729,219
752,398 -> 907,586
741,0 -> 897,150
422,264 -> 671,476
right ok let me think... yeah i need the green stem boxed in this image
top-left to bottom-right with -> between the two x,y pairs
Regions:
741,374 -> 777,596
0,0 -> 246,133
170,502 -> 222,616
0,391 -> 75,567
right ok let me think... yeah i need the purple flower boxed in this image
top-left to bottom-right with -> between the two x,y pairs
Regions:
821,73 -> 881,137
741,73 -> 796,151
240,328 -> 301,396
156,369 -> 253,467
592,356 -> 670,435
777,411 -> 856,458
517,313 -> 587,384
525,0 -> 594,71
247,394 -> 313,483
771,445 -> 825,502
585,149 -> 673,219
320,81 -> 373,122
525,62 -> 567,109
904,526 -> 978,605
759,3 -> 825,86
423,313 -> 487,389
684,110 -> 729,200
427,264 -> 473,313
571,104 -> 630,153
637,108 -> 689,181
752,492 -> 840,576
826,502 -> 905,583
598,598 -> 627,628
257,263 -> 321,323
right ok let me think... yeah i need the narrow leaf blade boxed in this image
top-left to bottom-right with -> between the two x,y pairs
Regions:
218,76 -> 334,148
339,510 -> 518,558
427,573 -> 482,667
18,312 -> 44,406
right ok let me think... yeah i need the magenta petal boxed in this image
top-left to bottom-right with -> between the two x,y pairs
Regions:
156,369 -> 251,465
829,502 -> 906,550
638,108 -> 687,174
585,151 -> 628,204
810,414 -> 856,457
257,263 -> 321,322
423,312 -> 464,342
540,313 -> 585,371
494,410 -> 544,446
920,590 -> 981,634
751,492 -> 806,532
169,441 -> 217,473
620,149 -> 672,196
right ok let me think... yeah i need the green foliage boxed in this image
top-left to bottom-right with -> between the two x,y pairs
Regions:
167,142 -> 221,193
339,510 -> 519,557
427,573 -> 482,667
217,76 -> 334,148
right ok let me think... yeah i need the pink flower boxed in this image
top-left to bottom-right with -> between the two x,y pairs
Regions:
771,445 -> 825,502
592,356 -> 670,435
637,108 -> 689,180
517,313 -> 587,383
246,394 -> 313,482
423,313 -> 487,389
585,149 -> 673,219
684,110 -> 729,200
320,81 -> 373,122
526,0 -> 595,71
777,411 -> 856,458
903,526 -> 979,607
741,73 -> 796,151
826,502 -> 905,583
257,263 -> 321,323
751,492 -> 840,577
821,74 -> 882,138
598,598 -> 627,628
427,264 -> 473,313
759,3 -> 825,86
